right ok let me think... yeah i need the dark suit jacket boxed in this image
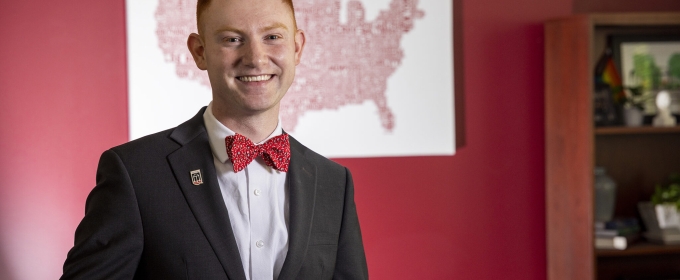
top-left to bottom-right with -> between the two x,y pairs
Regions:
61,107 -> 368,279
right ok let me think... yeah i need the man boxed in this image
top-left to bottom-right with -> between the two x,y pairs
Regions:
61,0 -> 368,279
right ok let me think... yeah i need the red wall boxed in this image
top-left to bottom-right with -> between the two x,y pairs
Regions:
574,0 -> 680,13
0,1 -> 129,279
338,0 -> 571,278
0,0 -> 632,279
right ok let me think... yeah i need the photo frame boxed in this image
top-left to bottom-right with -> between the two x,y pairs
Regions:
611,34 -> 680,115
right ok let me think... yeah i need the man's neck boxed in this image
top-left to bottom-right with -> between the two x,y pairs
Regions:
211,105 -> 280,143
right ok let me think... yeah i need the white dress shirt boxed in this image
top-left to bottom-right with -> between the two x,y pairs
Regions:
203,103 -> 289,280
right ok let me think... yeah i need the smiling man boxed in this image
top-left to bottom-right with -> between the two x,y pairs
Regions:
61,0 -> 368,279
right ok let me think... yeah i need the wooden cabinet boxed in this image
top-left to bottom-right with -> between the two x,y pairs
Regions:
545,13 -> 680,280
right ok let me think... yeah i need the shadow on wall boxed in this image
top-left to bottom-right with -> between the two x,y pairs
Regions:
453,0 -> 466,150
0,234 -> 13,280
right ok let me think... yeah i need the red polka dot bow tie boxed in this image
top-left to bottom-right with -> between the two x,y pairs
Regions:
225,133 -> 291,173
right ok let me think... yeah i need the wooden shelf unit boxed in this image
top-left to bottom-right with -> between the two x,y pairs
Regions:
545,13 -> 680,280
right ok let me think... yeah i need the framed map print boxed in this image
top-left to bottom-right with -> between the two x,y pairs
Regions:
127,0 -> 455,157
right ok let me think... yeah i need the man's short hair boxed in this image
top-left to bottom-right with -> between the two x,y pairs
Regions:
196,0 -> 298,34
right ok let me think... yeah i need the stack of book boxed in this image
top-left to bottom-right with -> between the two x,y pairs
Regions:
595,217 -> 641,250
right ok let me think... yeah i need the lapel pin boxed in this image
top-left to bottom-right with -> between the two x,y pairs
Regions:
190,169 -> 203,186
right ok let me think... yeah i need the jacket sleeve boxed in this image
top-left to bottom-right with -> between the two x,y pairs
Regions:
332,168 -> 368,279
61,149 -> 143,279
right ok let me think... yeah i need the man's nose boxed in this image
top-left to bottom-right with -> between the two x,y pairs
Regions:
242,40 -> 267,68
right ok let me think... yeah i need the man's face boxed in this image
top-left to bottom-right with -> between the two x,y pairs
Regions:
189,0 -> 305,117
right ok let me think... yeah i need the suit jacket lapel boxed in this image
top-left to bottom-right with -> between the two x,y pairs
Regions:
167,108 -> 247,280
277,137 -> 317,280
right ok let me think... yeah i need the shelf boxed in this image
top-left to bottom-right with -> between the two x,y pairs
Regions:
597,241 -> 680,257
545,13 -> 680,280
595,126 -> 680,135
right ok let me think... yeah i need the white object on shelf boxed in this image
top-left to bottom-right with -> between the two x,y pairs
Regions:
653,90 -> 677,127
655,203 -> 680,229
638,202 -> 680,244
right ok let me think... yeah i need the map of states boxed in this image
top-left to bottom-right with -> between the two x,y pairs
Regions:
155,0 -> 424,132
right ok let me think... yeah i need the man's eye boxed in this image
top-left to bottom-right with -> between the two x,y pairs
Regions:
225,37 -> 241,43
267,35 -> 280,40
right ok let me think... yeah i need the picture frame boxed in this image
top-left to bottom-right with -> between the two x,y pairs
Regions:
611,33 -> 680,89
611,34 -> 680,115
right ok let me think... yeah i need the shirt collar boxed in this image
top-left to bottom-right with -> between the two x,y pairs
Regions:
202,102 -> 283,163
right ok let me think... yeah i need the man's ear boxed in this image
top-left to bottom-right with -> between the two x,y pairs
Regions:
187,33 -> 207,70
293,29 -> 306,65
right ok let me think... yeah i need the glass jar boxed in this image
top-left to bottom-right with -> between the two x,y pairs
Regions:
594,167 -> 617,222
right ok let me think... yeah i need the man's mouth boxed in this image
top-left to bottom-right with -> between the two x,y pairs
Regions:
237,75 -> 273,82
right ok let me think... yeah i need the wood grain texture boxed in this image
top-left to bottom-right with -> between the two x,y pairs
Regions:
545,15 -> 595,280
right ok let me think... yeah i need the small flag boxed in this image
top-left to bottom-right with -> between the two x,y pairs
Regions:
601,56 -> 625,103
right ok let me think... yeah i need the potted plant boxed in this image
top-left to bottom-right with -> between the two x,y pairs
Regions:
651,174 -> 680,210
613,86 -> 651,126
638,174 -> 680,244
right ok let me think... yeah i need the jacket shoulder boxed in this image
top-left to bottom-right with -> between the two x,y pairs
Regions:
289,136 -> 347,174
109,107 -> 208,158
109,128 -> 178,158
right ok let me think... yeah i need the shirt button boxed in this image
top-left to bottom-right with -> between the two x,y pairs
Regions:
254,189 -> 261,196
256,240 -> 264,248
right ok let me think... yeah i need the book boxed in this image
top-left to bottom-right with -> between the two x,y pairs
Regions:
595,228 -> 618,237
594,217 -> 641,250
595,227 -> 640,238
595,217 -> 641,233
595,236 -> 628,250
